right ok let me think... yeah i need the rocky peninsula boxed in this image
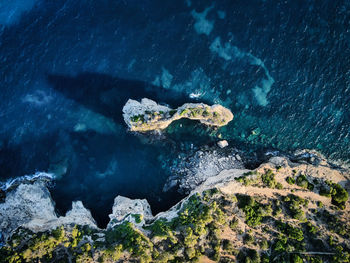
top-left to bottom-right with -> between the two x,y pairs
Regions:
122,98 -> 234,132
0,150 -> 349,263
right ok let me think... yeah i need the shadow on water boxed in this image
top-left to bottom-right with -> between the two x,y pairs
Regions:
0,134 -> 61,180
45,73 -> 204,227
1,127 -> 186,228
47,72 -> 206,123
49,129 -> 187,228
0,73 -> 215,228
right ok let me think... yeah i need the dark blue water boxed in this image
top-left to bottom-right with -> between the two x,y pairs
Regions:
0,0 -> 349,226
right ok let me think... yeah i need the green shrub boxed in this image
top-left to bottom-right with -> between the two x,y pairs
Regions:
291,254 -> 304,263
130,114 -> 145,123
261,169 -> 277,188
276,221 -> 304,241
237,195 -> 270,227
243,234 -> 255,245
319,181 -> 348,209
145,218 -> 177,244
331,183 -> 348,209
296,174 -> 311,189
132,214 -> 143,224
259,239 -> 269,250
317,201 -> 323,208
229,217 -> 238,230
222,239 -> 237,256
237,248 -> 260,263
283,194 -> 308,220
286,176 -> 295,185
105,222 -> 152,258
168,110 -> 177,117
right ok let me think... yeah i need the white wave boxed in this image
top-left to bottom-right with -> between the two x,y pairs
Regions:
189,92 -> 203,99
22,90 -> 53,106
0,172 -> 54,191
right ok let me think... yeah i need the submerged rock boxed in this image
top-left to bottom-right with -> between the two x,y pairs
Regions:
122,98 -> 233,132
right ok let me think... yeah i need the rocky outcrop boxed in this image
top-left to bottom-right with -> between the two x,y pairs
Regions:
122,98 -> 233,132
2,153 -> 349,263
1,150 -> 349,243
163,148 -> 245,193
217,140 -> 229,148
107,196 -> 153,229
0,181 -> 97,241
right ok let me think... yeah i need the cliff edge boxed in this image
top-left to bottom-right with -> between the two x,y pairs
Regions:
1,154 -> 349,263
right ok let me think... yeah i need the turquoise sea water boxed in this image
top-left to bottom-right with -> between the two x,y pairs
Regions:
0,0 -> 349,226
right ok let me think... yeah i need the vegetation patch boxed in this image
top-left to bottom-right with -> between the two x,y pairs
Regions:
1,184 -> 349,263
236,194 -> 272,227
130,114 -> 145,123
319,180 -> 348,209
296,174 -> 314,191
283,194 -> 308,221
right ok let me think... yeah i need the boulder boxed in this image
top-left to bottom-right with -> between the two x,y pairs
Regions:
217,140 -> 229,148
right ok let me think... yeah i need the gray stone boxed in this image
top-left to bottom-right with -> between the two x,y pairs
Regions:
217,140 -> 229,148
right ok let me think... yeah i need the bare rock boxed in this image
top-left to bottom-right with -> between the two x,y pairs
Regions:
0,182 -> 56,240
217,140 -> 228,148
122,98 -> 234,132
0,181 -> 97,241
164,149 -> 244,193
107,196 -> 153,229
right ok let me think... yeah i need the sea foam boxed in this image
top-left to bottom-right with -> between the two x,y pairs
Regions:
0,172 -> 54,191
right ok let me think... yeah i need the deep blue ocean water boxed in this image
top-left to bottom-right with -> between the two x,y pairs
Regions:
0,0 -> 349,226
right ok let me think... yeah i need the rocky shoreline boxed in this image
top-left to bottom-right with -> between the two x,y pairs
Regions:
1,149 -> 348,239
0,149 -> 349,262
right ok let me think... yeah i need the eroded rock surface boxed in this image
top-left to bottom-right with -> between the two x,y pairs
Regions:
0,181 -> 97,241
122,98 -> 233,132
164,148 -> 245,193
107,196 -> 153,229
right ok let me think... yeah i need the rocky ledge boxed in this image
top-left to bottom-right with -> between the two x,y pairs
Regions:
122,98 -> 234,132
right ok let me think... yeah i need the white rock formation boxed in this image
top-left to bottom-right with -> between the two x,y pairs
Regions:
217,140 -> 229,148
107,196 -> 153,229
164,149 -> 244,193
1,154 -> 348,242
0,181 -> 97,241
122,98 -> 233,132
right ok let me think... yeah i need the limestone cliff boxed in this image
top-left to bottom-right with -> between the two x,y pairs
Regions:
1,152 -> 349,263
122,98 -> 234,132
0,181 -> 97,241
